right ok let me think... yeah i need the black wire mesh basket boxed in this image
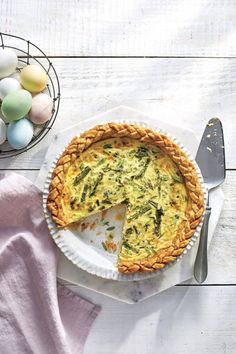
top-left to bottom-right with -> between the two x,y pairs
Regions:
0,32 -> 60,158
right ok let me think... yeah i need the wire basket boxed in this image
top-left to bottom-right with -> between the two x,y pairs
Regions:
0,32 -> 60,158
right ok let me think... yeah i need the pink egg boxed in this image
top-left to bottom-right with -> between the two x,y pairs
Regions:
28,93 -> 53,125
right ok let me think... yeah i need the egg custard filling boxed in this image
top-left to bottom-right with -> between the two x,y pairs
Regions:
47,123 -> 204,273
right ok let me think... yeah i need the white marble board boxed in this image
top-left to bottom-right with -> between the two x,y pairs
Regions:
35,106 -> 224,303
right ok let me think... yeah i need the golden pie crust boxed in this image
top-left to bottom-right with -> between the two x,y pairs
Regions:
47,123 -> 204,274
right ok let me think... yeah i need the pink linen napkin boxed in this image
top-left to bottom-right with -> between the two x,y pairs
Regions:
0,173 -> 100,354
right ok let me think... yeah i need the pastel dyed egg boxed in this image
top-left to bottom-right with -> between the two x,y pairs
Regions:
29,93 -> 53,124
0,48 -> 18,79
0,118 -> 7,144
20,64 -> 48,93
7,118 -> 34,149
1,89 -> 32,122
0,78 -> 21,100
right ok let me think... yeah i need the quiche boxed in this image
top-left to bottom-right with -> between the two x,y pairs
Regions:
47,123 -> 204,274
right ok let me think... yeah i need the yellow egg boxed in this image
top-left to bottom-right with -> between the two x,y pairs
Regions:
20,65 -> 48,93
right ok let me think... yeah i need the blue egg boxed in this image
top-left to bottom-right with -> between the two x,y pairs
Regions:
7,118 -> 34,150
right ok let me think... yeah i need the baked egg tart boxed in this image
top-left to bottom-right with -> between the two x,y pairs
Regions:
47,123 -> 204,274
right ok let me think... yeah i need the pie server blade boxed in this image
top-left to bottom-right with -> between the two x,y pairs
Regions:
194,118 -> 225,283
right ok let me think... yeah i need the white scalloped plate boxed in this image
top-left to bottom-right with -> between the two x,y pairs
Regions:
43,118 -> 207,281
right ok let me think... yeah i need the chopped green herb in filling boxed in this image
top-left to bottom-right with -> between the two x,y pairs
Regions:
148,200 -> 159,208
161,175 -> 169,182
134,158 -> 150,179
103,143 -> 112,149
128,205 -> 152,221
70,197 -> 77,209
154,208 -> 164,237
173,174 -> 183,183
73,166 -> 91,186
81,184 -> 89,202
90,173 -> 104,196
135,146 -> 149,158
113,160 -> 124,172
125,228 -> 133,235
102,199 -> 113,204
97,158 -> 106,166
123,241 -> 138,253
107,226 -> 115,231
102,241 -> 107,251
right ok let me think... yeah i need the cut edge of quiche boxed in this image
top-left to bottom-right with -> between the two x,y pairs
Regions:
47,123 -> 205,274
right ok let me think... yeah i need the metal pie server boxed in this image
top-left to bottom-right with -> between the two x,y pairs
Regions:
194,118 -> 226,283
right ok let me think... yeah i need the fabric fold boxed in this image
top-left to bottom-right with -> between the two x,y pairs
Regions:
0,173 -> 100,354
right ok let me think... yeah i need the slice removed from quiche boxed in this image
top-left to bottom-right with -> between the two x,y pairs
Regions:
47,123 -> 204,274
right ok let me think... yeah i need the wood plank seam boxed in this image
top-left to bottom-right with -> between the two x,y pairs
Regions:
18,56 -> 236,59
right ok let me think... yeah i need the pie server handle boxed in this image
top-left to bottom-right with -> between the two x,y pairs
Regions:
194,206 -> 211,283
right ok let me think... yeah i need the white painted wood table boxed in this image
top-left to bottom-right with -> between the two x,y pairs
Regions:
1,1 -> 236,353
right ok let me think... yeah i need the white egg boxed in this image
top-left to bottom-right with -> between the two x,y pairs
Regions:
0,78 -> 21,100
0,48 -> 18,79
0,118 -> 7,144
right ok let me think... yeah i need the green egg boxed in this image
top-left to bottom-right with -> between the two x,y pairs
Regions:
1,89 -> 32,122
